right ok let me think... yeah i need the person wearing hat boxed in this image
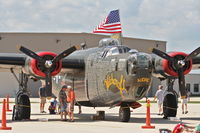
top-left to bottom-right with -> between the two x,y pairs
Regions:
59,85 -> 68,121
67,85 -> 75,122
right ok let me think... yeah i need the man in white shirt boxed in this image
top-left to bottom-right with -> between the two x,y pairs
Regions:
154,85 -> 164,115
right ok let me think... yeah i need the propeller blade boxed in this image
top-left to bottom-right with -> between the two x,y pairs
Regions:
185,47 -> 200,61
152,48 -> 174,61
45,70 -> 52,98
19,46 -> 44,61
177,68 -> 187,99
53,45 -> 80,63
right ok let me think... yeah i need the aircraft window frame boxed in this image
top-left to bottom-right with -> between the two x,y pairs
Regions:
102,46 -> 131,58
106,47 -> 120,57
118,46 -> 131,53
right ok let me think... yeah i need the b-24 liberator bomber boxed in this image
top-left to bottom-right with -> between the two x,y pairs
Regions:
0,38 -> 200,122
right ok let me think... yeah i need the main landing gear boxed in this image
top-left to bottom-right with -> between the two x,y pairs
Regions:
11,69 -> 31,121
162,78 -> 178,119
119,103 -> 130,122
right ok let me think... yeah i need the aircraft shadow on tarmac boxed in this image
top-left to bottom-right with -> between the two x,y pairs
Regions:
4,112 -> 199,124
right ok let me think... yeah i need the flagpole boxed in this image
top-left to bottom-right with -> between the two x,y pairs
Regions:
111,9 -> 123,45
119,9 -> 123,45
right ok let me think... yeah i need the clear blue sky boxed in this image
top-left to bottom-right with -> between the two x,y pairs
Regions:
0,0 -> 199,54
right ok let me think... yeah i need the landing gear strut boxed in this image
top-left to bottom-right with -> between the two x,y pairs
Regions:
119,104 -> 130,122
163,78 -> 178,119
11,69 -> 31,121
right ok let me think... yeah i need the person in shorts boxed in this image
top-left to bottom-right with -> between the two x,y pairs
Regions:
39,84 -> 46,113
59,85 -> 68,121
181,97 -> 188,114
154,85 -> 164,115
67,85 -> 75,122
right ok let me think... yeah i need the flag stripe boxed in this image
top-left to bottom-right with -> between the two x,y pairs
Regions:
98,27 -> 121,30
102,23 -> 121,28
93,9 -> 122,34
93,31 -> 122,33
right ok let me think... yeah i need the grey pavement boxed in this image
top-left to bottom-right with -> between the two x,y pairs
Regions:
0,98 -> 199,133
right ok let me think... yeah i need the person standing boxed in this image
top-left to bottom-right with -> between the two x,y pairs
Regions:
67,85 -> 75,122
181,97 -> 188,114
59,85 -> 68,121
39,84 -> 46,113
154,85 -> 164,115
78,105 -> 82,114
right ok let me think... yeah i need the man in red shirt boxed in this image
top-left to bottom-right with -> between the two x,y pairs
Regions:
67,85 -> 75,122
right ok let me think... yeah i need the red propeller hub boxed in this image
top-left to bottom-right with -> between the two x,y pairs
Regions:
162,52 -> 192,77
30,52 -> 62,77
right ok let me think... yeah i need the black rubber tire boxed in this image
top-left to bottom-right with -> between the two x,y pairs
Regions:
163,93 -> 177,118
16,94 -> 31,120
119,106 -> 130,122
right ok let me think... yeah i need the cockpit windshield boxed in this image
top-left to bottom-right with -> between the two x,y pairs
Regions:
99,38 -> 120,47
101,46 -> 131,57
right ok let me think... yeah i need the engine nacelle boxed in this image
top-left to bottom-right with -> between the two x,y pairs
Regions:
23,52 -> 62,77
153,52 -> 192,78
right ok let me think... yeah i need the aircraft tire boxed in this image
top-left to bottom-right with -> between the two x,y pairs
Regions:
119,106 -> 130,122
163,93 -> 178,118
15,94 -> 31,120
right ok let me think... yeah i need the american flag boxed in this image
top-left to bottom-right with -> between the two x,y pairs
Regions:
93,9 -> 122,34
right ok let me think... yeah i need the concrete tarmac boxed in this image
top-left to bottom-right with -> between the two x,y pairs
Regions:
0,98 -> 199,133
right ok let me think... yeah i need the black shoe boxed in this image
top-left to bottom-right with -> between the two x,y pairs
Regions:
182,112 -> 184,114
185,111 -> 188,114
157,113 -> 161,115
163,116 -> 168,119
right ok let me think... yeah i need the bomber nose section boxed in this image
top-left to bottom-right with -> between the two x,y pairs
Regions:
134,69 -> 152,100
126,53 -> 153,100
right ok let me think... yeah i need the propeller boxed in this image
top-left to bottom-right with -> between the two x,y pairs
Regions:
152,47 -> 200,98
20,45 -> 80,98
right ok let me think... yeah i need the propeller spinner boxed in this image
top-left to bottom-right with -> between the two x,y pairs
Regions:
20,45 -> 80,98
152,47 -> 200,98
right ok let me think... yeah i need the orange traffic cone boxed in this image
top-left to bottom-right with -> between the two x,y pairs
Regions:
141,99 -> 155,129
0,99 -> 12,130
6,95 -> 12,112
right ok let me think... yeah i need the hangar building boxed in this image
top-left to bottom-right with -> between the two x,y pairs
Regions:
0,32 -> 167,97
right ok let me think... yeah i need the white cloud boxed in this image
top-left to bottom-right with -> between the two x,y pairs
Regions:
0,0 -> 199,53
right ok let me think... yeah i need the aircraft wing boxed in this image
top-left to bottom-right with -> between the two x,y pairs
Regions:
0,53 -> 26,71
192,55 -> 200,69
62,58 -> 85,69
0,53 -> 85,72
0,45 -> 82,98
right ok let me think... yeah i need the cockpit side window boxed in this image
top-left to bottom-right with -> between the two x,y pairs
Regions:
118,48 -> 123,53
101,47 -> 119,57
118,46 -> 131,53
123,47 -> 131,53
107,47 -> 119,56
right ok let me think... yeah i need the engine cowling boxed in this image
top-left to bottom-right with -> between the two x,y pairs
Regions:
153,52 -> 192,78
23,52 -> 62,77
